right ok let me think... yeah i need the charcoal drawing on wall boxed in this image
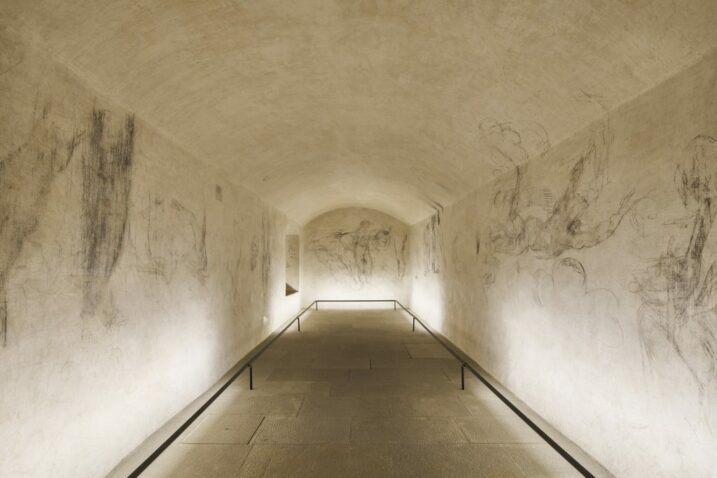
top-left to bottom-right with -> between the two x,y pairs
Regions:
142,195 -> 208,284
0,102 -> 80,346
422,211 -> 443,275
489,124 -> 639,257
81,108 -> 135,319
303,208 -> 410,301
310,219 -> 395,285
483,123 -> 641,287
632,135 -> 717,399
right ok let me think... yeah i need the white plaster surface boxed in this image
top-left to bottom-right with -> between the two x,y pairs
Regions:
302,208 -> 409,304
0,32 -> 299,478
408,51 -> 717,477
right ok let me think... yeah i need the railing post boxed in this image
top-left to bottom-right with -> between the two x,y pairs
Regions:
315,301 -> 319,310
460,363 -> 465,390
297,316 -> 301,332
412,316 -> 416,332
393,300 -> 397,310
249,364 -> 253,390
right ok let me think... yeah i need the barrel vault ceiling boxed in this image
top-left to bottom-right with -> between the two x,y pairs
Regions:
2,0 -> 717,224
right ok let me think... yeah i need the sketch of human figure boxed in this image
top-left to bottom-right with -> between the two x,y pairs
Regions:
309,220 -> 394,285
488,123 -> 640,259
632,135 -> 717,394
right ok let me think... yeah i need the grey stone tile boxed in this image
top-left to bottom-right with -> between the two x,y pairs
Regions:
239,445 -> 352,478
369,357 -> 457,371
350,417 -> 468,444
182,414 -> 263,444
509,443 -> 584,477
298,396 -> 393,417
142,444 -> 250,478
349,367 -> 450,384
458,391 -> 516,416
405,343 -> 455,359
253,417 -> 352,444
211,394 -> 304,416
387,397 -> 473,417
330,380 -> 460,398
224,380 -> 333,397
455,415 -> 543,444
267,368 -> 350,382
310,357 -> 371,369
348,444 -> 524,478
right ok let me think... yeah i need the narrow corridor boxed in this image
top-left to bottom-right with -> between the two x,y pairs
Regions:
143,309 -> 580,477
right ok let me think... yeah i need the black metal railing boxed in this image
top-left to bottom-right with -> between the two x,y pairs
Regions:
129,298 -> 594,478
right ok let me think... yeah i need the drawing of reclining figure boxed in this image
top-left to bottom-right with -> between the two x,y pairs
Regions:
490,124 -> 640,258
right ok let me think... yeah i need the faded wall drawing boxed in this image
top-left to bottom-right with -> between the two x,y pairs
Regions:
141,195 -> 208,284
394,233 -> 408,279
302,208 -> 410,301
0,102 -> 80,345
477,119 -> 551,177
310,219 -> 394,285
422,211 -> 443,274
482,123 -> 641,286
632,135 -> 717,396
81,108 -> 134,317
532,256 -> 623,347
408,50 -> 717,478
488,124 -> 639,258
261,211 -> 273,299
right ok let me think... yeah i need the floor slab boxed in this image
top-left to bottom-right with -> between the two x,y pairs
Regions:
252,417 -> 352,444
138,309 -> 583,477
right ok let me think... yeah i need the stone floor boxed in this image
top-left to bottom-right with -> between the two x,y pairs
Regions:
143,309 -> 580,477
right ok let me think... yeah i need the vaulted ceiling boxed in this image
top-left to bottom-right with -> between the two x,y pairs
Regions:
3,0 -> 717,224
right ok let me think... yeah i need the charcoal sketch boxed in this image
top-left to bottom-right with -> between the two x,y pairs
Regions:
142,195 -> 208,284
477,119 -> 551,177
631,135 -> 717,396
422,212 -> 442,274
488,124 -> 639,258
309,219 -> 403,285
81,109 -> 134,318
261,212 -> 272,297
394,233 -> 408,279
0,102 -> 81,345
533,257 -> 623,347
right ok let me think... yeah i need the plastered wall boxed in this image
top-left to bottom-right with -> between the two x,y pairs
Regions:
301,208 -> 409,304
0,29 -> 299,478
408,51 -> 717,477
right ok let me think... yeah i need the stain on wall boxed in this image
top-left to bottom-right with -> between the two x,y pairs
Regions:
302,208 -> 410,302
